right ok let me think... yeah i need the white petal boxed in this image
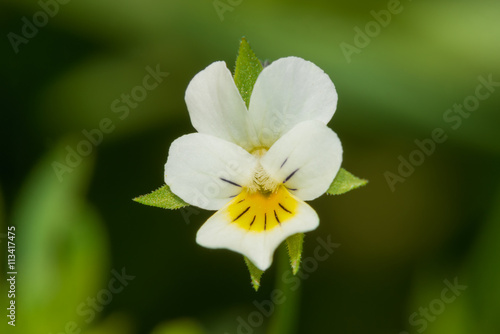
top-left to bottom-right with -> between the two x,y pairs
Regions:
185,61 -> 258,150
196,191 -> 319,271
165,133 -> 258,210
248,57 -> 338,148
260,120 -> 342,201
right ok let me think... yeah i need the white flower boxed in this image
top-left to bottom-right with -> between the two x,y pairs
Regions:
165,57 -> 342,271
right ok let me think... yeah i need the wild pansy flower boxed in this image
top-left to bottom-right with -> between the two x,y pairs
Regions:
134,40 -> 367,285
165,56 -> 342,271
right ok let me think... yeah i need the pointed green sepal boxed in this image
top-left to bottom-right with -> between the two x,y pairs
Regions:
286,233 -> 304,275
326,168 -> 368,196
244,256 -> 264,291
234,37 -> 263,107
133,184 -> 189,209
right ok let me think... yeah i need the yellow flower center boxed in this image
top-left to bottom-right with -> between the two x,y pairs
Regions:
226,186 -> 298,232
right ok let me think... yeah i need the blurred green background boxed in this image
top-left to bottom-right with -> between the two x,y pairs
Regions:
1,0 -> 499,333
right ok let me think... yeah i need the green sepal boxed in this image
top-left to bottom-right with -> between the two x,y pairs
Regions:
286,233 -> 304,275
244,256 -> 264,291
133,184 -> 189,209
234,37 -> 263,107
326,168 -> 368,196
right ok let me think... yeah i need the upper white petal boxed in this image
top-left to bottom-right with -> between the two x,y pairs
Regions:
260,120 -> 343,201
185,61 -> 258,150
165,133 -> 258,210
196,196 -> 319,271
248,57 -> 338,148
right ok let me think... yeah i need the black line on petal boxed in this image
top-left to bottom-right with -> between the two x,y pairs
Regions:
264,213 -> 267,230
274,210 -> 281,225
237,199 -> 245,203
280,158 -> 288,169
220,178 -> 242,187
284,168 -> 299,183
279,203 -> 292,214
285,187 -> 298,191
233,207 -> 250,222
249,215 -> 256,230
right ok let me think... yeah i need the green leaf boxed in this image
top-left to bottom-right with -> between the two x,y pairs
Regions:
326,168 -> 368,196
244,256 -> 264,291
286,233 -> 304,275
133,184 -> 188,209
234,37 -> 263,107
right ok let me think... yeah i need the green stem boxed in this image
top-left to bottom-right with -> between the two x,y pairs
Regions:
267,245 -> 301,334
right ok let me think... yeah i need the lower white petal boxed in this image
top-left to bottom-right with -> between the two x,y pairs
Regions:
196,186 -> 319,271
260,120 -> 342,201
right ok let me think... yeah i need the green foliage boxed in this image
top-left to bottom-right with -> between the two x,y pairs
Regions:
286,233 -> 304,275
244,257 -> 264,291
466,185 -> 500,333
234,37 -> 263,107
326,168 -> 368,195
405,272 -> 472,334
150,318 -> 206,334
7,139 -> 110,333
134,184 -> 189,209
83,314 -> 134,334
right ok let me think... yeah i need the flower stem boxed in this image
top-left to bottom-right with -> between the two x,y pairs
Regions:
267,244 -> 301,334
